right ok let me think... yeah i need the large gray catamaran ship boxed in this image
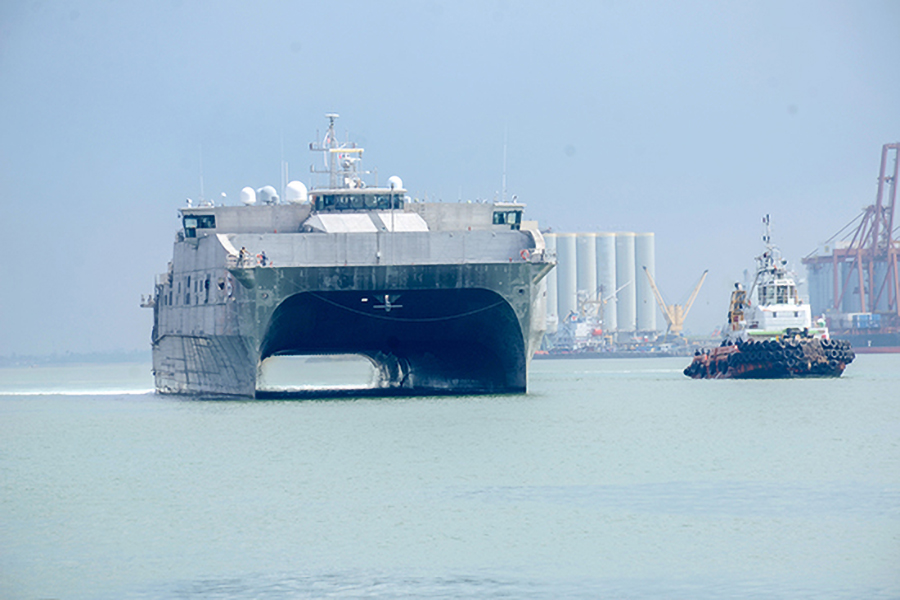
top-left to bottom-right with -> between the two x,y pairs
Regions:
147,115 -> 554,397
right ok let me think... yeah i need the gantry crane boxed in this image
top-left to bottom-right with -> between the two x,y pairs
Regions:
642,267 -> 708,338
801,142 -> 900,322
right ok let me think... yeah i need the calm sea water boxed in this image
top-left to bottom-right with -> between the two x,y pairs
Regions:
1,355 -> 898,599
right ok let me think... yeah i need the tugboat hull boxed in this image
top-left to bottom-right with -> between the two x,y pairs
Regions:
684,338 -> 855,379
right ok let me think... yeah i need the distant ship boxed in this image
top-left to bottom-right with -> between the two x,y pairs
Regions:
146,114 -> 554,397
685,216 -> 855,379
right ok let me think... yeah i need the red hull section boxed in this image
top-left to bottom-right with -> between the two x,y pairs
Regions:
684,338 -> 855,379
853,346 -> 900,354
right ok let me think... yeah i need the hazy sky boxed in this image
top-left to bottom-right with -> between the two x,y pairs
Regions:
1,0 -> 898,355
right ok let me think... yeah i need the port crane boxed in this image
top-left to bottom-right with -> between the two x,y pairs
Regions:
577,281 -> 630,320
801,142 -> 899,323
642,267 -> 708,338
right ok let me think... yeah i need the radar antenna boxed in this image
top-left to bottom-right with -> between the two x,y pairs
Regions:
309,113 -> 369,189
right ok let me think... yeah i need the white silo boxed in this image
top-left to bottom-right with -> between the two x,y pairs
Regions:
595,233 -> 617,332
556,233 -> 578,322
635,232 -> 657,334
544,233 -> 559,334
576,233 -> 597,315
615,232 -> 636,337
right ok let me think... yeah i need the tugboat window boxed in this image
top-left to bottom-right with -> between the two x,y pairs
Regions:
776,286 -> 788,304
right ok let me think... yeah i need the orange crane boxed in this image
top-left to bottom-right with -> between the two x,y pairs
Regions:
642,267 -> 708,338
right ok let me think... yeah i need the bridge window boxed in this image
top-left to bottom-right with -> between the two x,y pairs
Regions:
315,193 -> 403,211
315,195 -> 336,210
183,214 -> 215,238
493,210 -> 522,229
381,195 -> 403,209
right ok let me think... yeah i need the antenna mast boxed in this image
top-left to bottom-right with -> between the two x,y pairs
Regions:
309,113 -> 368,189
198,144 -> 204,203
501,126 -> 508,203
280,131 -> 288,201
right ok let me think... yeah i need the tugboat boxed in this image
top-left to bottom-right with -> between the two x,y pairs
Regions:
684,215 -> 855,379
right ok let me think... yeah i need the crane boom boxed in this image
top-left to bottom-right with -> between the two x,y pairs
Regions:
642,267 -> 676,327
642,267 -> 708,337
683,270 -> 709,317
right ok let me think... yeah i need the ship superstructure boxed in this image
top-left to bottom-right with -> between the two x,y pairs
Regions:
147,115 -> 554,397
724,219 -> 821,342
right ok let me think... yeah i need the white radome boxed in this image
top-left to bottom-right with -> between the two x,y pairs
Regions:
285,180 -> 309,203
257,185 -> 279,204
240,187 -> 257,205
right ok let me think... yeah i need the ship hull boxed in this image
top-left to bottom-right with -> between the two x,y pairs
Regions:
152,334 -> 256,397
829,330 -> 900,353
150,181 -> 553,398
153,260 -> 551,398
684,338 -> 855,379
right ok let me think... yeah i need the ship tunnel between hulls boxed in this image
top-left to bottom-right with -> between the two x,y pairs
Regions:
258,288 -> 526,395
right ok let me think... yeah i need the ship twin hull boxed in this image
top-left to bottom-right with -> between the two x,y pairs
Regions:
152,334 -> 256,397
153,261 -> 551,398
